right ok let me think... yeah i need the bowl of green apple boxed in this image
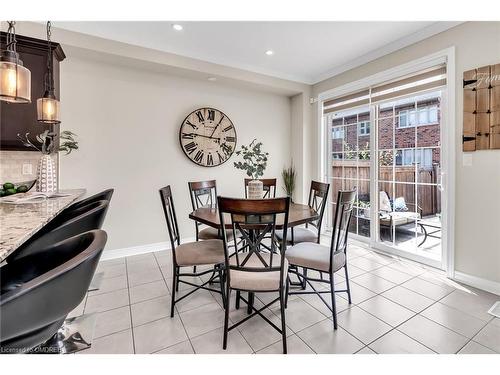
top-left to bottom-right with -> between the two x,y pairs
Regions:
0,180 -> 37,197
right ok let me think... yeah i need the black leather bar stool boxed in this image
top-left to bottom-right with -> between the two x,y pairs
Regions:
0,230 -> 107,353
6,200 -> 109,263
68,189 -> 114,212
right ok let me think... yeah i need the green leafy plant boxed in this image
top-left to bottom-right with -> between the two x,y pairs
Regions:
18,130 -> 79,155
282,164 -> 296,199
233,139 -> 269,179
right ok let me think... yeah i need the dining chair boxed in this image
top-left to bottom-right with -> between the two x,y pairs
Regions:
285,189 -> 356,330
276,180 -> 330,245
218,196 -> 290,354
159,185 -> 226,317
244,178 -> 277,198
188,180 -> 237,242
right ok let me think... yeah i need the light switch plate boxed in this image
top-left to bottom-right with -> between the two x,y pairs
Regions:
22,163 -> 33,175
462,154 -> 473,167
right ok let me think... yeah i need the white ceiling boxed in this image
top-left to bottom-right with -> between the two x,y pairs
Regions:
53,21 -> 458,84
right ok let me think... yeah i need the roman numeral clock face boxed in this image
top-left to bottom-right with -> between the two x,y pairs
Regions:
179,108 -> 237,167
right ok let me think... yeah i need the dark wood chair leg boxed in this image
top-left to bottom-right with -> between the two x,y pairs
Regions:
330,273 -> 338,330
235,290 -> 241,309
344,265 -> 352,304
279,287 -> 288,354
218,266 -> 226,308
247,292 -> 254,314
223,287 -> 231,350
170,267 -> 177,317
301,268 -> 308,290
285,276 -> 290,308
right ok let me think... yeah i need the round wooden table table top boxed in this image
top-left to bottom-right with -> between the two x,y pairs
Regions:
189,203 -> 318,229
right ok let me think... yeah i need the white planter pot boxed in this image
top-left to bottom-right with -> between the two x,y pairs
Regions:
36,154 -> 57,193
247,179 -> 263,199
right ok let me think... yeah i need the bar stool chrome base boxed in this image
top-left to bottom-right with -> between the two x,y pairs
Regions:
43,313 -> 96,354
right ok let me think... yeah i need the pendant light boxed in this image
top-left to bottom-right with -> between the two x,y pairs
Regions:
0,21 -> 31,103
37,21 -> 60,124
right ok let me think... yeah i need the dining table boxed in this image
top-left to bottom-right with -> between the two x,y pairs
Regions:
189,201 -> 319,314
189,202 -> 319,230
0,189 -> 86,263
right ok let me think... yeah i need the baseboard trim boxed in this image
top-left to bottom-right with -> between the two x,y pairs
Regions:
453,271 -> 500,296
101,237 -> 196,261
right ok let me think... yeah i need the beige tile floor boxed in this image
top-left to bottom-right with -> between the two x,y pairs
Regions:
74,238 -> 500,354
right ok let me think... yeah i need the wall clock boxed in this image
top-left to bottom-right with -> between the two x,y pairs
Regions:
179,107 -> 237,167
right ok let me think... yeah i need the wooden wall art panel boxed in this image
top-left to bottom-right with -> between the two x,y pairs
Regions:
463,63 -> 500,151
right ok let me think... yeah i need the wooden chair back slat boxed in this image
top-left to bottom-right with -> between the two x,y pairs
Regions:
217,197 -> 290,288
159,185 -> 180,264
330,190 -> 356,265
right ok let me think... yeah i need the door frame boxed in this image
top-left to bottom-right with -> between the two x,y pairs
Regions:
317,47 -> 455,276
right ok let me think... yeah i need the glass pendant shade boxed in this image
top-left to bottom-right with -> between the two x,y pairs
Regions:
0,56 -> 31,103
37,93 -> 60,124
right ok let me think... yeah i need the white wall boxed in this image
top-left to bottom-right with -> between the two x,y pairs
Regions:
59,54 -> 292,250
310,22 -> 500,284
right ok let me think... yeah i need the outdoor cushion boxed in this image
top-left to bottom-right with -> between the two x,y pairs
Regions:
394,197 -> 408,211
229,253 -> 287,291
275,227 -> 318,244
379,191 -> 392,212
175,239 -> 225,266
285,242 -> 346,273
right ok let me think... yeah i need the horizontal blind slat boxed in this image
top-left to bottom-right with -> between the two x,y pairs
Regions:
371,78 -> 446,104
371,67 -> 446,94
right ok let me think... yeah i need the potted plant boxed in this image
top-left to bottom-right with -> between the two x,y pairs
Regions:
282,163 -> 296,201
234,139 -> 269,199
18,130 -> 79,193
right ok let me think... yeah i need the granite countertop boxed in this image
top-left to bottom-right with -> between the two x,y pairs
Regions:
0,189 -> 85,262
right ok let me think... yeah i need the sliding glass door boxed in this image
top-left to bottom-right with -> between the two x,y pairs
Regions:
374,91 -> 442,264
322,64 -> 447,268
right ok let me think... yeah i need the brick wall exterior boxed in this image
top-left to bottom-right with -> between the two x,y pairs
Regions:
330,97 -> 441,165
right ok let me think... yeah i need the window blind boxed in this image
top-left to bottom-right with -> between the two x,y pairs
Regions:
322,65 -> 447,115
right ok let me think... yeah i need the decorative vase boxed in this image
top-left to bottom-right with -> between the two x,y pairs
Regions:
248,179 -> 263,199
36,154 -> 57,193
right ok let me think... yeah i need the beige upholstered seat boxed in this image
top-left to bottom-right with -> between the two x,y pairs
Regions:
285,242 -> 346,273
229,253 -> 288,291
198,226 -> 235,241
175,239 -> 225,267
275,227 -> 318,244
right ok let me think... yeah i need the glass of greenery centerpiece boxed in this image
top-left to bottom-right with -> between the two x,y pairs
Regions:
282,163 -> 296,202
234,139 -> 269,199
18,130 -> 78,193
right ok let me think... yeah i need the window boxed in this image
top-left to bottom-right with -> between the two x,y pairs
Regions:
332,152 -> 343,160
358,121 -> 370,135
396,148 -> 433,168
398,105 -> 438,128
332,126 -> 344,139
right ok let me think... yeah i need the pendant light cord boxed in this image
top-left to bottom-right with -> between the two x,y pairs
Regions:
5,21 -> 18,54
45,21 -> 55,95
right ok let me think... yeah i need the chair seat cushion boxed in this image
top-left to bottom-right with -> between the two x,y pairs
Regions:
275,227 -> 318,244
285,242 -> 346,273
175,239 -> 225,267
198,226 -> 234,241
229,253 -> 287,292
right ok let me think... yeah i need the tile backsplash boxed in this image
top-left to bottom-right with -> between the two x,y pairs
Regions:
0,150 -> 58,185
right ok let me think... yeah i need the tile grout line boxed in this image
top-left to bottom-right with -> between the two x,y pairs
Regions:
152,251 -> 196,354
124,258 -> 136,354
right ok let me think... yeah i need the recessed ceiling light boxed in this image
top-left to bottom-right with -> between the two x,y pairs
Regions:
265,50 -> 274,56
207,77 -> 217,82
172,24 -> 183,31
